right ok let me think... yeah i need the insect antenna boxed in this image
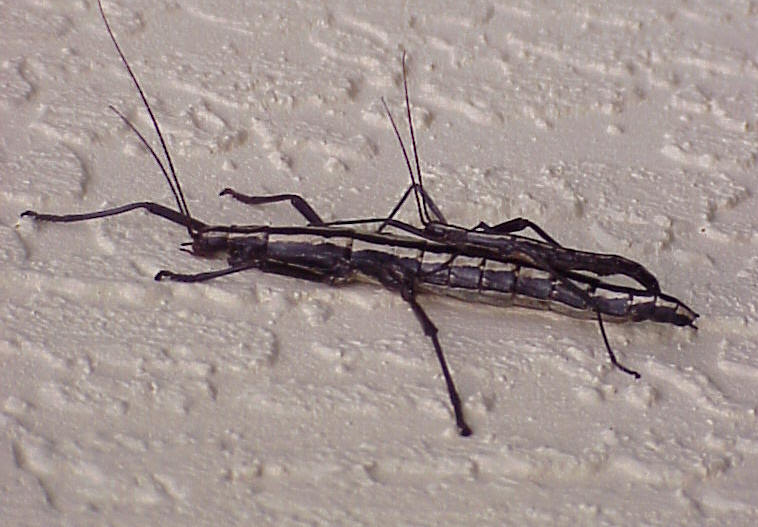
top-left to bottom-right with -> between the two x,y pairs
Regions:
380,52 -> 447,230
380,96 -> 426,226
107,106 -> 174,197
97,0 -> 194,237
400,51 -> 434,225
379,97 -> 426,226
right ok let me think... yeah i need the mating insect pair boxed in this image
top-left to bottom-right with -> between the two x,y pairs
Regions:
22,0 -> 698,436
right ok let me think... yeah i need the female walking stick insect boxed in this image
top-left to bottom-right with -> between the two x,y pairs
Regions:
22,0 -> 698,436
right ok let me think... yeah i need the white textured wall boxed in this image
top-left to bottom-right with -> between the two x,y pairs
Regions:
2,1 -> 756,524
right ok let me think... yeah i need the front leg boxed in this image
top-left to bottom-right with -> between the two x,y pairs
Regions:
21,202 -> 207,232
219,188 -> 325,226
155,263 -> 259,283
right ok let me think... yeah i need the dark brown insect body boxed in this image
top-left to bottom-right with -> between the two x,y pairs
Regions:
21,0 -> 698,436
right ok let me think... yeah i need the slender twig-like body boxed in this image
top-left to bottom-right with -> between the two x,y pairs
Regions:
21,0 -> 698,436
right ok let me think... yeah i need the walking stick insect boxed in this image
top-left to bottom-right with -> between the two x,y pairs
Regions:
22,0 -> 698,436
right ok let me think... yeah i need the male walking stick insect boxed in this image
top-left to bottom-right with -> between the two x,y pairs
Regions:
22,0 -> 698,436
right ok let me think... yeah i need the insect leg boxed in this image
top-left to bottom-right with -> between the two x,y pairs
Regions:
155,264 -> 259,283
219,188 -> 325,225
377,183 -> 447,233
557,273 -> 641,378
21,202 -> 208,232
155,258 -> 335,284
553,273 -> 641,377
509,245 -> 642,378
292,183 -> 447,232
218,185 -> 446,233
474,218 -> 562,247
596,311 -> 641,378
397,279 -> 472,436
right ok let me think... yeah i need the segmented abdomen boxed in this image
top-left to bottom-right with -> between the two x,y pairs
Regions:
404,257 -> 696,326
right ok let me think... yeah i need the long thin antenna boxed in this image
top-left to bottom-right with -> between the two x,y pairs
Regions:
401,51 -> 431,224
381,97 -> 426,226
108,105 -> 178,200
97,0 -> 194,236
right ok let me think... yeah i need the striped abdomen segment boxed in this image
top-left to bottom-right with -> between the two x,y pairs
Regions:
407,257 -> 696,327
